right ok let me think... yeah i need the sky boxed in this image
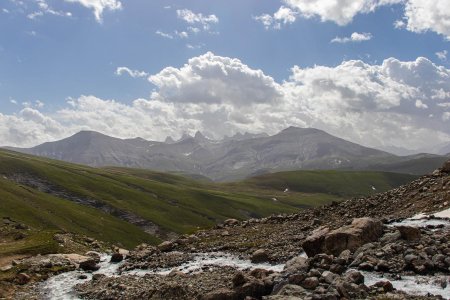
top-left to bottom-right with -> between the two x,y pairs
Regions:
0,0 -> 449,154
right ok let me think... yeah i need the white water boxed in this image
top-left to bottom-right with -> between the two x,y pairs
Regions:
361,271 -> 450,299
368,207 -> 450,299
389,207 -> 450,228
40,252 -> 285,300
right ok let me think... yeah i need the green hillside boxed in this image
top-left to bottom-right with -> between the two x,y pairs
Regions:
0,149 -> 418,258
238,170 -> 417,197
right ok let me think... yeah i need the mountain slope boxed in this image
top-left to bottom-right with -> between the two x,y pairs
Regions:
7,127 -> 431,181
0,149 -> 418,256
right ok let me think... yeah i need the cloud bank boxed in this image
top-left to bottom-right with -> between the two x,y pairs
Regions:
256,0 -> 450,39
2,53 -> 450,154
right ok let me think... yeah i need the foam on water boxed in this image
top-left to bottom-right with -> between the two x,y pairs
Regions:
361,271 -> 450,299
40,252 -> 285,300
389,207 -> 450,228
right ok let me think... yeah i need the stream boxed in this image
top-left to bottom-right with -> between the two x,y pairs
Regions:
39,208 -> 450,300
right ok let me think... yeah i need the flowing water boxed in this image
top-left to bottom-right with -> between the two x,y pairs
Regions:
39,208 -> 450,299
39,252 -> 285,300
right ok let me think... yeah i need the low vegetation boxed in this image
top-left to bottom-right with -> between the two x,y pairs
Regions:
0,149 -> 417,259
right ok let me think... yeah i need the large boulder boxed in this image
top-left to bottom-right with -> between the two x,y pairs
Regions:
302,227 -> 330,257
302,218 -> 383,257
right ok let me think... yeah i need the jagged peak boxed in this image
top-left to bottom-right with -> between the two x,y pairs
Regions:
165,136 -> 175,144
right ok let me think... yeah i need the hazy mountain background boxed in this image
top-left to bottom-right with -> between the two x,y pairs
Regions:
6,127 -> 449,181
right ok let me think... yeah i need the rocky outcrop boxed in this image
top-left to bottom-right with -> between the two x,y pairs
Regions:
303,218 -> 383,257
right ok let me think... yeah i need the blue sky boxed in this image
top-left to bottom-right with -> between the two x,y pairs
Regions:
0,0 -> 449,153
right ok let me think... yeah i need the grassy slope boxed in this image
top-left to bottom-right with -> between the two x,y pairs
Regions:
238,170 -> 417,197
0,149 -> 418,257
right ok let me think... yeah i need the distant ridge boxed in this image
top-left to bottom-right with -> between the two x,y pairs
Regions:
5,127 -> 449,181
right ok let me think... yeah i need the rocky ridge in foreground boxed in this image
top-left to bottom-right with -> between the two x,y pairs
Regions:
7,161 -> 450,299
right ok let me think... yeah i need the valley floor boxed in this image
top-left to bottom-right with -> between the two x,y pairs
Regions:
2,161 -> 450,299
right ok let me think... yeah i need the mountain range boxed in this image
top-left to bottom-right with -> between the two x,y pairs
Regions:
6,126 -> 449,181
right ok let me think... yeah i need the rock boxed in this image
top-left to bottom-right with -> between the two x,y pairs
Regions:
78,274 -> 88,279
358,262 -> 374,271
251,249 -> 269,263
303,218 -> 383,257
223,219 -> 240,226
158,241 -> 174,252
16,273 -> 31,285
0,265 -> 12,272
92,273 -> 105,281
441,160 -> 450,173
14,223 -> 28,230
372,281 -> 394,292
117,248 -> 130,256
284,256 -> 309,274
321,270 -> 338,284
323,218 -> 383,256
232,272 -> 247,287
338,249 -> 352,263
302,226 -> 330,257
85,251 -> 102,263
52,253 -> 91,265
396,226 -> 421,241
110,253 -> 124,263
344,270 -> 364,284
288,273 -> 306,284
301,277 -> 319,289
380,231 -> 401,243
202,288 -> 236,300
79,259 -> 100,271
271,284 -> 308,297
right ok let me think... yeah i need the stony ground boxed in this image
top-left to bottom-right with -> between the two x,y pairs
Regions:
3,162 -> 450,300
72,162 -> 450,300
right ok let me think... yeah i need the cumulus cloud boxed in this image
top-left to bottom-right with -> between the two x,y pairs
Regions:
65,0 -> 122,23
259,0 -> 450,39
115,67 -> 148,78
255,0 -> 401,28
331,32 -> 372,43
402,0 -> 450,39
148,52 -> 283,105
1,53 -> 450,153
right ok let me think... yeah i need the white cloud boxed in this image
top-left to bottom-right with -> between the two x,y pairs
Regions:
259,0 -> 450,39
65,0 -> 122,23
1,53 -> 450,153
115,67 -> 148,78
175,31 -> 189,39
403,0 -> 450,40
331,32 -> 372,43
176,9 -> 219,30
186,43 -> 204,50
415,99 -> 428,109
254,6 -> 297,30
148,52 -> 283,105
27,0 -> 72,20
436,50 -> 448,61
254,0 -> 401,28
155,30 -> 173,39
